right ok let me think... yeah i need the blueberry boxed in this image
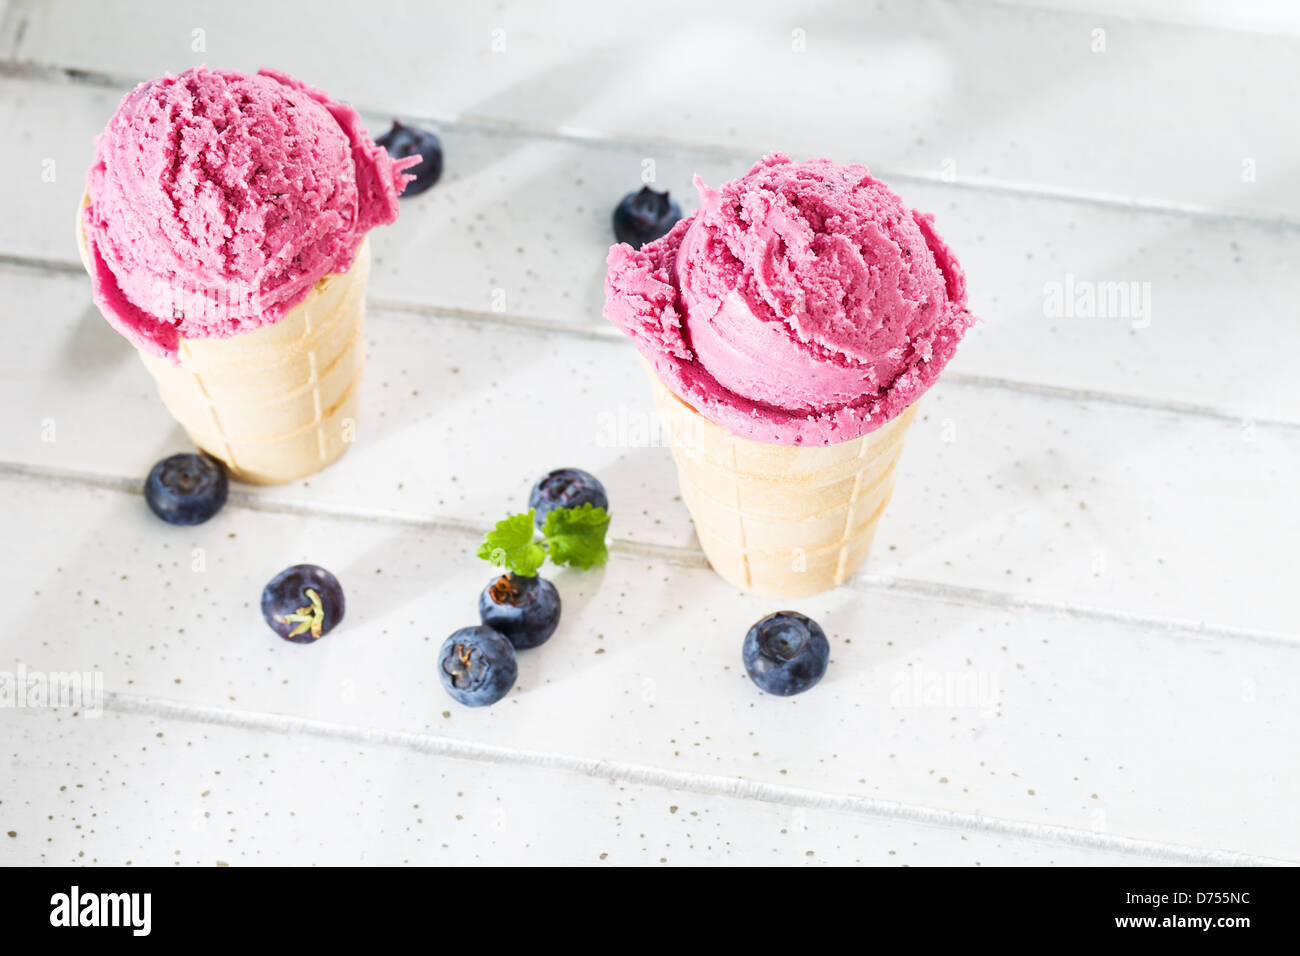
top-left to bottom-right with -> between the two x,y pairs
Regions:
144,453 -> 228,526
376,121 -> 442,196
742,611 -> 829,696
529,468 -> 609,530
438,626 -> 517,706
479,573 -> 560,649
612,186 -> 682,250
261,564 -> 345,643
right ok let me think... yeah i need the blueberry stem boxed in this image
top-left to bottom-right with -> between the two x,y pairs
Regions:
489,574 -> 519,605
281,587 -> 324,639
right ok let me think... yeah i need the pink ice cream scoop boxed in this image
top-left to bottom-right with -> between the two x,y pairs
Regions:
82,66 -> 417,361
604,154 -> 976,445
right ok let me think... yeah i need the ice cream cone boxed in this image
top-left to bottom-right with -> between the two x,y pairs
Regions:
77,194 -> 369,485
607,156 -> 973,598
645,363 -> 918,598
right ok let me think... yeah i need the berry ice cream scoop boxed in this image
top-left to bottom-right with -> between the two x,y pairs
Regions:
81,66 -> 418,361
604,153 -> 976,446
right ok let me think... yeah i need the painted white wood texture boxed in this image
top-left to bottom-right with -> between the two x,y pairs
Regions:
0,473 -> 1295,864
7,706 -> 1186,866
3,273 -> 1295,636
2,75 -> 1298,423
4,0 -> 1297,219
0,0 -> 1295,865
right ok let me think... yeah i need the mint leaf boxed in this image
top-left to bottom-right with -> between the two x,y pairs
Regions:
477,510 -> 546,577
542,504 -> 611,570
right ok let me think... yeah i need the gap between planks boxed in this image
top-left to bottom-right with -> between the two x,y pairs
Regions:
0,57 -> 1298,231
97,688 -> 1293,866
367,298 -> 1300,433
0,255 -> 1295,433
1,459 -> 1295,650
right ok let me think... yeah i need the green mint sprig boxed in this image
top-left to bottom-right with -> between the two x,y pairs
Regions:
477,505 -> 611,577
476,512 -> 546,577
541,504 -> 611,570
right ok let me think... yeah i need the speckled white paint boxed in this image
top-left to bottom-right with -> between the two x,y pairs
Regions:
5,0 -> 1298,218
0,0 -> 1295,866
4,707 -> 1183,866
0,475 -> 1294,862
3,75 -> 1299,421
2,275 -> 1296,634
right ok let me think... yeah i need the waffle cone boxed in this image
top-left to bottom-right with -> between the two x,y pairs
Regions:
77,194 -> 368,485
645,364 -> 917,598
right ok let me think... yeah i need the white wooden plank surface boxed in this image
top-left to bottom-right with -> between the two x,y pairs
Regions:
4,0 -> 1297,219
0,474 -> 1293,862
2,75 -> 1298,425
0,0 -> 1295,867
3,269 -> 1296,637
993,1 -> 1300,36
2,707 -> 1175,867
